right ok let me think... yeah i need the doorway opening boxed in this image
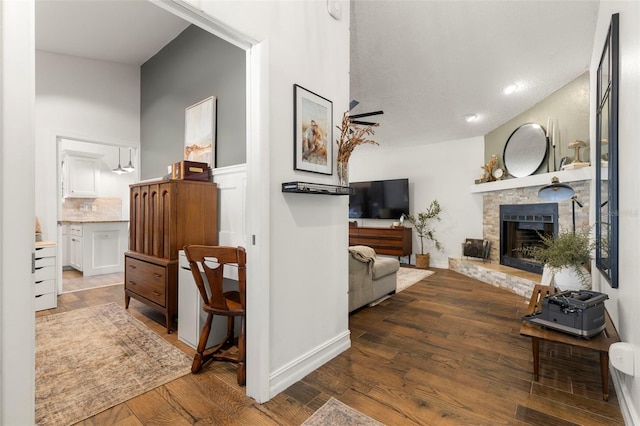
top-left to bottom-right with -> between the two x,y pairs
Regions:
57,137 -> 138,294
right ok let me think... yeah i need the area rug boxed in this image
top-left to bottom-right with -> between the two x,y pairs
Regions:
302,397 -> 383,425
35,302 -> 192,426
396,267 -> 434,292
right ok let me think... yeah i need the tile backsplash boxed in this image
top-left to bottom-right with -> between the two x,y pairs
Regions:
62,197 -> 123,221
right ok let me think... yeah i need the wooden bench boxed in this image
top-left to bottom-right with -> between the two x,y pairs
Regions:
519,285 -> 621,400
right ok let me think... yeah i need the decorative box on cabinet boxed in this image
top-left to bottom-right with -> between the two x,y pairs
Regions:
348,226 -> 412,257
125,179 -> 218,333
35,241 -> 57,311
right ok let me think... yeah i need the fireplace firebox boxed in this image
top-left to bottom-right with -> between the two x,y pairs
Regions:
500,203 -> 558,274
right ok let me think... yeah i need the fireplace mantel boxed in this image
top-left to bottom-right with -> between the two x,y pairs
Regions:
470,166 -> 592,194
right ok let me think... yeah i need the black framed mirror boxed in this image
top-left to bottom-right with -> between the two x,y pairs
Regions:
503,123 -> 548,178
596,13 -> 619,288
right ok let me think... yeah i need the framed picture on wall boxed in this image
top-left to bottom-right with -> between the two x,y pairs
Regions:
293,84 -> 333,175
185,96 -> 216,167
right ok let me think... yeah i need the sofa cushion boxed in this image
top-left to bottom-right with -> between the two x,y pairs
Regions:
372,257 -> 400,280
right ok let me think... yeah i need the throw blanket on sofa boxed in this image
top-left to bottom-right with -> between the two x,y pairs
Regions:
348,245 -> 377,262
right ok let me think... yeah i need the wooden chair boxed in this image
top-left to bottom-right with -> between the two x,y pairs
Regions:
183,245 -> 246,386
526,284 -> 559,315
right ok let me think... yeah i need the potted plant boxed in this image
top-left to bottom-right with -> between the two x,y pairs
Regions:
520,227 -> 594,290
403,200 -> 443,269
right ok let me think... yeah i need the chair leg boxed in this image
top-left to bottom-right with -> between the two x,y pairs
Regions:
237,315 -> 246,386
222,316 -> 235,350
192,313 -> 214,374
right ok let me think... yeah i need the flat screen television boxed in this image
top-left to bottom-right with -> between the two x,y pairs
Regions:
349,178 -> 409,219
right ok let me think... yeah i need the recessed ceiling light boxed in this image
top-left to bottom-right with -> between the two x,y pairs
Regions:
463,114 -> 477,122
503,83 -> 519,95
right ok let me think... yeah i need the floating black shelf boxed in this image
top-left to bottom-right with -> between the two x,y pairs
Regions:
281,181 -> 352,196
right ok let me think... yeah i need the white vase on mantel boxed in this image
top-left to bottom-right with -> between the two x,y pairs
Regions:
541,264 -> 591,291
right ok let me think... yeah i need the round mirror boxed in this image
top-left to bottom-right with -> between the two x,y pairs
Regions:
503,123 -> 548,177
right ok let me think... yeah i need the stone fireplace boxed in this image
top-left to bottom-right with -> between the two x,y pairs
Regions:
450,169 -> 591,297
480,174 -> 590,272
499,203 -> 558,274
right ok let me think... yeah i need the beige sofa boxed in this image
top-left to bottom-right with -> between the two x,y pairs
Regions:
348,245 -> 400,312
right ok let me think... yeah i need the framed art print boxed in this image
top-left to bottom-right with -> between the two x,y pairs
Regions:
294,84 -> 333,175
185,96 -> 216,167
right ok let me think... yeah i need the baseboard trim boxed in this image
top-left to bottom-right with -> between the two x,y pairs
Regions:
269,330 -> 351,397
611,367 -> 639,425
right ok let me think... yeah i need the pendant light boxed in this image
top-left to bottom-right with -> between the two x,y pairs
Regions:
112,147 -> 126,174
122,148 -> 135,173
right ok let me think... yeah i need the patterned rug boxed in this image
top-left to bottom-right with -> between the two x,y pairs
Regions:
35,303 -> 192,426
396,267 -> 434,292
302,397 -> 383,425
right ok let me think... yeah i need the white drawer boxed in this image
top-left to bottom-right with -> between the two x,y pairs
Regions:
35,256 -> 56,268
35,279 -> 55,296
35,246 -> 56,258
70,225 -> 83,237
34,265 -> 55,282
35,292 -> 56,311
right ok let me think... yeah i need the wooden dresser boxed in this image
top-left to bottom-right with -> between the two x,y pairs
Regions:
125,179 -> 218,333
348,226 -> 412,257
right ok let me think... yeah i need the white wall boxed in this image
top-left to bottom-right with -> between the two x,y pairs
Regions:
1,0 -> 37,422
589,2 -> 640,423
349,137 -> 485,268
35,51 -> 140,240
190,0 -> 352,399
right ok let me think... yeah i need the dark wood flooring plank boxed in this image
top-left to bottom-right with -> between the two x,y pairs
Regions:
515,404 -> 580,426
43,268 -> 623,425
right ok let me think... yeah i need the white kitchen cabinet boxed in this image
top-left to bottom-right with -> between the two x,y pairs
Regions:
68,222 -> 129,277
34,242 -> 57,311
62,152 -> 101,198
69,224 -> 83,271
61,223 -> 70,267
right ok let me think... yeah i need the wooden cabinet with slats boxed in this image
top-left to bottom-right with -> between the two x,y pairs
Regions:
125,179 -> 217,333
348,226 -> 412,257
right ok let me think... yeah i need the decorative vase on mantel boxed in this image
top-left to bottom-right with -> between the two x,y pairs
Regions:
337,160 -> 349,187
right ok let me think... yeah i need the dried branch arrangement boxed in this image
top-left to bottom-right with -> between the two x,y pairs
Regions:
336,111 -> 379,163
481,154 -> 499,181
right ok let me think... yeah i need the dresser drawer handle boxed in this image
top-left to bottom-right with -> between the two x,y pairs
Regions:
153,273 -> 162,278
128,265 -> 137,270
152,291 -> 161,297
128,281 -> 136,286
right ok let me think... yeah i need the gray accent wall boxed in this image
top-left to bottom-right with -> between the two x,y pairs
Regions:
140,25 -> 246,179
484,72 -> 589,175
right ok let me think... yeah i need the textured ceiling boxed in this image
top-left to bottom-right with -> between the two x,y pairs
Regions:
350,0 -> 600,147
35,1 -> 600,148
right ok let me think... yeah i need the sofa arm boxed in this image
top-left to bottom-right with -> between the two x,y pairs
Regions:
348,254 -> 373,311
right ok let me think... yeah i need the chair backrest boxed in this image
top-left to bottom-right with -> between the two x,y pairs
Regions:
527,284 -> 558,315
183,245 -> 246,311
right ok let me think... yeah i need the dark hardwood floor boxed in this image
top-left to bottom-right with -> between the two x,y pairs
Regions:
37,269 -> 623,425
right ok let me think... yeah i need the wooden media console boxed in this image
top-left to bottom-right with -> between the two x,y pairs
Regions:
348,226 -> 412,257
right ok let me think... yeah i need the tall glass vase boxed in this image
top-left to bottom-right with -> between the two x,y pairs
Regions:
337,160 -> 349,187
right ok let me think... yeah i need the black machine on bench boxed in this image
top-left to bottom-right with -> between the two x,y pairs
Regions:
523,290 -> 609,338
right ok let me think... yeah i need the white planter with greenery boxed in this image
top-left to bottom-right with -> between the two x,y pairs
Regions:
522,228 -> 594,290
